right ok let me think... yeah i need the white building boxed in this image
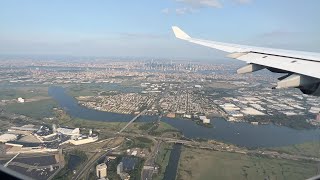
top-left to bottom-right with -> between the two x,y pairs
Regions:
199,116 -> 210,124
131,150 -> 138,156
96,163 -> 107,179
203,118 -> 210,124
56,128 -> 80,136
69,136 -> 98,145
17,97 -> 25,103
184,114 -> 192,119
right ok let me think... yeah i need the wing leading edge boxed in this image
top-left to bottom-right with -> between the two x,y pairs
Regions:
172,26 -> 320,96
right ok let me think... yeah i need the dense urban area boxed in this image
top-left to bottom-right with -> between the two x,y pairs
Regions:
0,58 -> 320,180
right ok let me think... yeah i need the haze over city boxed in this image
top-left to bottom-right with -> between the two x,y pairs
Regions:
1,0 -> 320,59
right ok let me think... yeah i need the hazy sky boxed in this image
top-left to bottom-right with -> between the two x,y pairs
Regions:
0,0 -> 319,60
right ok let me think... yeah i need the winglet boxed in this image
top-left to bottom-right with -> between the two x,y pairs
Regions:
172,26 -> 191,40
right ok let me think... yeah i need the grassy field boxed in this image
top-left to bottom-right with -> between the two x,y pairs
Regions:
154,143 -> 173,180
147,122 -> 180,138
132,137 -> 154,149
177,147 -> 318,180
265,141 -> 320,158
0,85 -> 49,100
55,113 -> 167,138
66,84 -> 101,97
5,99 -> 58,119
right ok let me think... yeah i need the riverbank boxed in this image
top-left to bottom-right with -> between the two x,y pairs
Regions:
48,86 -> 320,148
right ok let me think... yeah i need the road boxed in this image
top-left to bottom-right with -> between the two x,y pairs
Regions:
71,137 -> 125,180
118,109 -> 147,133
72,151 -> 103,180
141,140 -> 162,180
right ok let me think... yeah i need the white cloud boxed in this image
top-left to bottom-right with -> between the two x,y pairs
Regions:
175,7 -> 197,15
176,0 -> 222,8
161,8 -> 170,14
234,0 -> 252,4
169,0 -> 253,14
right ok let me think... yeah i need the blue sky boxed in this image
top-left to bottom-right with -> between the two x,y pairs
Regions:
0,0 -> 319,60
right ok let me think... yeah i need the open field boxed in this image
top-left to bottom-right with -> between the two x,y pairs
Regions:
177,147 -> 318,180
54,111 -> 177,138
65,83 -> 142,97
265,141 -> 320,158
0,85 -> 49,100
5,99 -> 58,119
154,122 -> 177,133
66,84 -> 101,97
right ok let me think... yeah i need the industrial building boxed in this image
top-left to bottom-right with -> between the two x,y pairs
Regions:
8,125 -> 38,135
96,163 -> 107,179
68,135 -> 98,145
121,157 -> 137,172
0,124 -> 98,154
56,127 -> 80,136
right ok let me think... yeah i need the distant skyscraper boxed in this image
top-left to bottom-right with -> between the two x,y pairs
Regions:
96,163 -> 107,179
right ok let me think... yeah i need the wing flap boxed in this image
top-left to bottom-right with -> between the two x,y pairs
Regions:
235,52 -> 320,79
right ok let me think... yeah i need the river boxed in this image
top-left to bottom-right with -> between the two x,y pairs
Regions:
48,86 -> 320,148
163,144 -> 182,180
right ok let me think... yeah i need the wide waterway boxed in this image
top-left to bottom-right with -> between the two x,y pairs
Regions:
48,86 -> 320,148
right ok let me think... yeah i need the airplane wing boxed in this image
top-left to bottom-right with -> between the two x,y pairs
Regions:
172,26 -> 320,96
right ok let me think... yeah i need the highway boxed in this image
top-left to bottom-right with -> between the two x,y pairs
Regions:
72,151 -> 106,180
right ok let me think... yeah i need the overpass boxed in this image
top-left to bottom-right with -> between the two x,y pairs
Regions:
117,109 -> 147,134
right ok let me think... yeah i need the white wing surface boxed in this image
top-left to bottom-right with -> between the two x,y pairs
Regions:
172,26 -> 320,96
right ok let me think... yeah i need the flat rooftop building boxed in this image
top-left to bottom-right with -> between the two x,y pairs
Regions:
56,128 -> 80,136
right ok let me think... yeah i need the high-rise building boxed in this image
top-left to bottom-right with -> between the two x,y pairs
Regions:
96,163 -> 107,179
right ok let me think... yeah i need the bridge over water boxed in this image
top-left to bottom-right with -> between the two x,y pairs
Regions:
117,109 -> 147,133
